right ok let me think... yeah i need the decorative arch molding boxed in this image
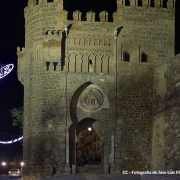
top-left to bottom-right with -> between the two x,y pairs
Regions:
68,76 -> 109,101
67,52 -> 114,73
69,78 -> 110,124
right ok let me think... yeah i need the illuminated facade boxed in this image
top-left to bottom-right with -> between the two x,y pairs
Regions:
17,0 -> 179,180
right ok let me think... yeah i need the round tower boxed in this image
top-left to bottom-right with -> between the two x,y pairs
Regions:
17,0 -> 70,179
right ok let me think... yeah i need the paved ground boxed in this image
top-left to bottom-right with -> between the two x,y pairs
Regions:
38,165 -> 141,180
39,173 -> 141,180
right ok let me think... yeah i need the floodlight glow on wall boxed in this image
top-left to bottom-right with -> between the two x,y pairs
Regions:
0,136 -> 23,144
0,64 -> 14,79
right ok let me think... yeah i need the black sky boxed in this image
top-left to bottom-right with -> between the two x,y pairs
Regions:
0,0 -> 179,171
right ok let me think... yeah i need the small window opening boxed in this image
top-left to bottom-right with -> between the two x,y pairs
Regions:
123,52 -> 130,62
141,52 -> 148,62
53,62 -> 58,71
138,0 -> 142,6
150,0 -> 155,7
125,0 -> 130,6
89,59 -> 92,65
46,62 -> 50,71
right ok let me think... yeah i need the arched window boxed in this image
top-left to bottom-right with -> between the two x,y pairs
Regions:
141,52 -> 148,62
123,52 -> 130,62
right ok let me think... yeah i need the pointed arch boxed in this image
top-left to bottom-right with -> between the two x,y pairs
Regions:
102,55 -> 108,73
82,54 -> 89,72
68,53 -> 75,72
89,38 -> 94,46
30,52 -> 34,63
36,47 -> 43,61
89,54 -> 95,72
108,55 -> 115,73
80,38 -> 84,46
95,54 -> 102,73
75,53 -> 82,72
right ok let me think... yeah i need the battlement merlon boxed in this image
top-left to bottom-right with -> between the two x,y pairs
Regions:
17,47 -> 26,85
27,0 -> 63,7
25,0 -> 64,14
117,0 -> 176,12
17,47 -> 26,57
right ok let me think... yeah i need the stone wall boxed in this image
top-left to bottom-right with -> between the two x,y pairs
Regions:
117,63 -> 154,171
17,0 -> 177,179
152,54 -> 180,171
23,61 -> 67,179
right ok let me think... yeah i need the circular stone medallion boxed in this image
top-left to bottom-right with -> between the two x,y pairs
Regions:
79,88 -> 103,111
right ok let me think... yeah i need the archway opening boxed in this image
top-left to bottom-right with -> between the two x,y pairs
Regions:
77,128 -> 102,172
76,119 -> 103,173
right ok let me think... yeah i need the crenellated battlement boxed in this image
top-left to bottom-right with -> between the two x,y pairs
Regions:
25,0 -> 176,24
19,0 -> 176,76
117,0 -> 176,8
27,0 -> 176,9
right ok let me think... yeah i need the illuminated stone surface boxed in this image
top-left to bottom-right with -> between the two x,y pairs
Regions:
16,0 -> 178,180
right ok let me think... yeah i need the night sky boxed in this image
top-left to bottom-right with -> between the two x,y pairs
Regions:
0,0 -> 179,172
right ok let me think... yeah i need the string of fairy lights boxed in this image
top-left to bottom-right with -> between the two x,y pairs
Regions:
0,63 -> 23,144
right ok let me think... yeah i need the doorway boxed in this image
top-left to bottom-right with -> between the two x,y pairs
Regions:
77,127 -> 102,172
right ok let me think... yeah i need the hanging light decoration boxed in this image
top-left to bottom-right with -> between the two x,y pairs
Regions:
0,136 -> 23,144
0,64 -> 14,79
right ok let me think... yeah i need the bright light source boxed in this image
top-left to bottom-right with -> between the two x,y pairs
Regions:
88,127 -> 92,131
0,135 -> 23,144
21,162 -> 24,167
2,162 -> 6,166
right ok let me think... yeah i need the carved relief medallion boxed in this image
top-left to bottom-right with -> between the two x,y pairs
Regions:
79,88 -> 103,111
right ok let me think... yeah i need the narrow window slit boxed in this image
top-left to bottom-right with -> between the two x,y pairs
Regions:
46,62 -> 50,71
53,62 -> 58,71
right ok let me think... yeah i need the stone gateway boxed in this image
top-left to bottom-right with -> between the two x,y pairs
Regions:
17,0 -> 179,179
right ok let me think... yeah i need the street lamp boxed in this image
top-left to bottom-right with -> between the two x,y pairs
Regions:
20,162 -> 24,174
2,162 -> 6,174
20,162 -> 24,167
2,162 -> 6,166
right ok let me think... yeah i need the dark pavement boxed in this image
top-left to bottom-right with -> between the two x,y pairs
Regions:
38,165 -> 141,180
